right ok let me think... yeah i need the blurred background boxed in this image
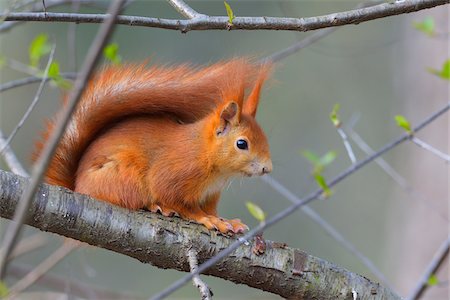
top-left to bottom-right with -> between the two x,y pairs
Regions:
0,0 -> 448,299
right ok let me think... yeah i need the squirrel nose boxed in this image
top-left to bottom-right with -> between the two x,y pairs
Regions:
261,160 -> 273,174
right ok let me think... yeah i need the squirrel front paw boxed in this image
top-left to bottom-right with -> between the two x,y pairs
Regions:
198,216 -> 248,234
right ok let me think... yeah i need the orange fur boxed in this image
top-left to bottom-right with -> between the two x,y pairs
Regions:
35,58 -> 273,234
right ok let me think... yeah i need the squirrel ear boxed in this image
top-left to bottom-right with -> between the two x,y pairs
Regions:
243,63 -> 271,117
216,101 -> 240,136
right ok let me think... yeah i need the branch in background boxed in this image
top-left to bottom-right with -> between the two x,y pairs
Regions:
0,0 -> 111,33
0,45 -> 56,156
264,0 -> 383,63
151,102 -> 449,299
0,73 -> 77,93
0,0 -> 126,280
260,175 -> 395,292
0,0 -> 448,32
406,236 -> 450,300
6,240 -> 79,299
336,127 -> 357,164
347,126 -> 448,222
187,249 -> 212,300
0,233 -> 47,262
0,169 -> 400,299
0,129 -> 28,177
411,137 -> 450,163
9,263 -> 140,299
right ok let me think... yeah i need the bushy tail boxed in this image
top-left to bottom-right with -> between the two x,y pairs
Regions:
34,58 -> 269,189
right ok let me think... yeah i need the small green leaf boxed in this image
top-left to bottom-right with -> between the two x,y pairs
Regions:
224,1 -> 235,24
314,174 -> 332,198
427,60 -> 450,80
29,33 -> 51,67
48,61 -> 60,78
330,103 -> 341,127
0,280 -> 9,297
395,115 -> 412,134
103,43 -> 122,65
43,61 -> 72,90
427,274 -> 439,286
302,150 -> 321,165
413,17 -> 435,36
319,151 -> 337,167
246,201 -> 266,222
442,60 -> 450,79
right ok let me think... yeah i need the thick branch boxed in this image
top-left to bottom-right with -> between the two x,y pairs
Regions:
0,169 -> 399,299
1,0 -> 448,32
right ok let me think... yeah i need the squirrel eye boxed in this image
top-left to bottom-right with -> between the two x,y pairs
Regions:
236,139 -> 248,150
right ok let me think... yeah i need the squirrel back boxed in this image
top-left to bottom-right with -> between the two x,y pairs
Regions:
35,58 -> 273,234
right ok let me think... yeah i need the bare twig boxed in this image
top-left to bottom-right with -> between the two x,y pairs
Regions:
0,0 -> 126,280
9,263 -> 140,299
0,233 -> 46,261
0,72 -> 77,93
166,0 -> 204,19
0,129 -> 28,177
0,0 -> 107,33
411,137 -> 450,163
348,127 -> 448,222
7,240 -> 80,299
187,248 -> 213,300
151,103 -> 449,300
264,0 -> 383,63
67,0 -> 81,71
1,0 -> 448,32
264,27 -> 337,63
260,175 -> 395,292
337,127 -> 357,164
406,236 -> 450,300
0,45 -> 56,156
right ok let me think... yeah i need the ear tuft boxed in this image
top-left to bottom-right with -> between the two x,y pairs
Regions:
243,63 -> 272,117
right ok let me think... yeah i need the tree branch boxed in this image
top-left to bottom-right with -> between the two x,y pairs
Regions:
0,169 -> 399,299
1,0 -> 448,32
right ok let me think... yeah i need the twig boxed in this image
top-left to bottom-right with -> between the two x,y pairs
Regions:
264,0 -> 384,63
0,72 -> 77,93
406,235 -> 450,300
0,45 -> 56,156
6,58 -> 37,76
260,175 -> 395,292
0,0 -> 107,33
166,0 -> 204,19
0,233 -> 47,261
67,0 -> 81,71
0,129 -> 28,177
337,127 -> 357,164
264,27 -> 337,63
150,102 -> 450,300
0,0 -> 126,280
187,249 -> 213,300
9,263 -> 140,299
1,0 -> 448,32
411,137 -> 450,163
347,127 -> 448,222
6,240 -> 80,299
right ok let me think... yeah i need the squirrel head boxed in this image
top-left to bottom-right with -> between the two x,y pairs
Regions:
204,63 -> 272,177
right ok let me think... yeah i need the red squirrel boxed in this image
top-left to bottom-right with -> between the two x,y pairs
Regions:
34,58 -> 273,234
